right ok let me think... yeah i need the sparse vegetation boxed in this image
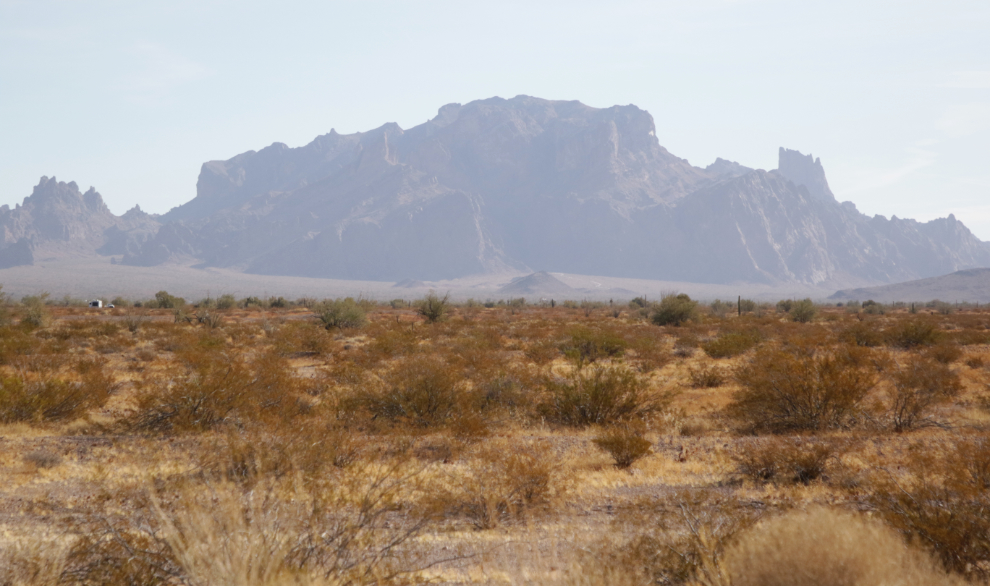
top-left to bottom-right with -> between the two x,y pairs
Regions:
651,292 -> 698,326
0,292 -> 985,583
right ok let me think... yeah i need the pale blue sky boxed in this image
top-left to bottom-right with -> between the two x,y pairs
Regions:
2,1 -> 989,238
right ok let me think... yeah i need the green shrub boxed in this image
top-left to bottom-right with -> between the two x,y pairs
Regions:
729,346 -> 878,433
152,290 -> 184,309
651,293 -> 698,327
789,298 -> 817,323
216,294 -> 237,310
839,321 -> 885,347
629,297 -> 650,309
316,297 -> 367,330
539,364 -> 670,427
702,332 -> 761,358
417,291 -> 450,323
560,326 -> 627,364
354,357 -> 480,431
886,318 -> 942,348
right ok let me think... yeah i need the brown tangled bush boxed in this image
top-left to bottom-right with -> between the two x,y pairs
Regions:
728,345 -> 878,433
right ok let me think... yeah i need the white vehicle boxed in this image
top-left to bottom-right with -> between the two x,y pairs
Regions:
88,300 -> 103,308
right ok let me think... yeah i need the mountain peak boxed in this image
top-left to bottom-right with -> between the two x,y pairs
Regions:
777,147 -> 835,202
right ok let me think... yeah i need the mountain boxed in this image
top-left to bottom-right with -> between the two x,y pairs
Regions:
499,271 -> 578,296
830,268 -> 990,303
9,96 -> 988,286
0,176 -> 159,267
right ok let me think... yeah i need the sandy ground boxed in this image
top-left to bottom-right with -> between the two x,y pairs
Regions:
0,258 -> 835,303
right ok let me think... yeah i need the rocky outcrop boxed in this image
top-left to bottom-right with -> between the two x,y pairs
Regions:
77,95 -> 990,285
777,147 -> 835,202
0,177 -> 160,263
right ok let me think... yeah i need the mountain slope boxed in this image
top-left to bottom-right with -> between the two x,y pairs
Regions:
0,176 -> 159,267
14,96 -> 984,286
830,268 -> 990,303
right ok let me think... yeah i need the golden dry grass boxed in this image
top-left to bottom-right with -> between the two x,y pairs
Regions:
0,301 -> 987,584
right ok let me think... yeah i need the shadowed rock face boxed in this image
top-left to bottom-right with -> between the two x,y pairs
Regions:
13,96 -> 985,286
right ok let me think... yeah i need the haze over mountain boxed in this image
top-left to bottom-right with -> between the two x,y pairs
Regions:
0,176 -> 159,268
5,96 -> 989,287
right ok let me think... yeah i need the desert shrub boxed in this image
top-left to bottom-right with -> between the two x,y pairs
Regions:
560,326 -> 627,364
688,363 -> 727,388
539,364 -> 670,427
839,320 -> 885,347
729,346 -> 878,433
862,299 -> 885,315
352,357 -> 481,432
268,296 -> 288,308
200,425 -> 360,488
868,440 -> 990,580
214,293 -> 236,310
132,353 -> 306,433
886,318 -> 942,348
949,327 -> 990,345
153,290 -> 185,309
477,370 -> 533,417
433,443 -> 565,529
965,355 -> 985,369
0,535 -> 77,586
0,327 -> 42,364
702,331 -> 760,358
922,341 -> 963,364
888,358 -> 963,432
651,293 -> 698,327
132,359 -> 252,433
789,298 -> 817,323
21,299 -> 51,329
525,338 -> 561,365
928,299 -> 955,315
417,290 -> 450,323
722,508 -> 959,586
593,426 -> 653,469
738,298 -> 757,313
23,449 -> 62,469
152,470 -> 428,586
734,437 -> 838,484
776,299 -> 793,313
628,329 -> 671,372
0,360 -> 115,424
629,297 -> 650,309
194,311 -> 224,329
65,520 -> 179,586
608,490 -> 763,586
709,299 -> 733,318
316,297 -> 367,330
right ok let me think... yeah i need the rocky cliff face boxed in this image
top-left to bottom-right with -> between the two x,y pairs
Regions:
18,96 -> 987,286
0,177 -> 159,265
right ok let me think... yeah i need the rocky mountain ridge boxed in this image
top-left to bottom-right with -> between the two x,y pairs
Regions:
6,96 -> 989,286
0,176 -> 159,268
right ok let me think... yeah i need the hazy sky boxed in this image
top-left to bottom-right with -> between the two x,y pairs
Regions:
2,1 -> 989,238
